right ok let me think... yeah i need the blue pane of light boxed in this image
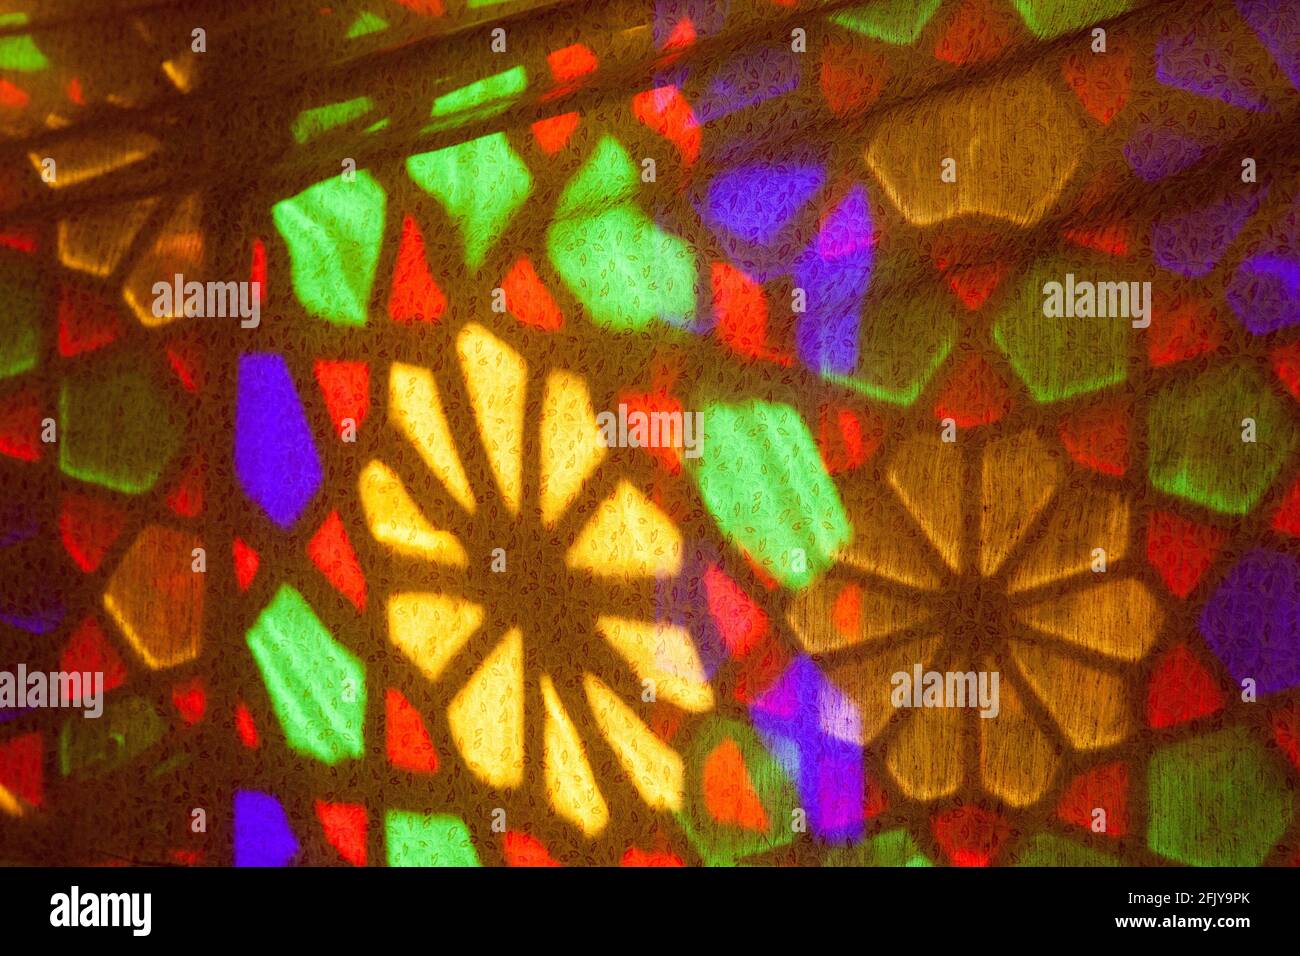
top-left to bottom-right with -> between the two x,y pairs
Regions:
1237,0 -> 1300,91
1229,253 -> 1300,335
235,790 -> 300,867
750,656 -> 865,844
696,47 -> 800,123
705,164 -> 825,246
1153,186 -> 1264,278
235,353 -> 323,528
1123,125 -> 1205,182
794,185 -> 874,376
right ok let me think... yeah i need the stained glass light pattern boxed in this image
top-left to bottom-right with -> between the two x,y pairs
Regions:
362,323 -> 706,836
1147,362 -> 1297,514
865,73 -> 1086,228
790,428 -> 1163,807
4,0 -> 1298,870
59,361 -> 182,494
103,524 -> 204,669
385,811 -> 480,866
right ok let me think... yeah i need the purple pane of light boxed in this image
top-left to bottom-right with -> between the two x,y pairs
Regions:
235,353 -> 323,529
794,185 -> 874,376
1200,550 -> 1300,695
696,47 -> 800,124
1155,25 -> 1274,111
1228,253 -> 1300,335
750,656 -> 865,843
235,790 -> 300,867
1237,0 -> 1300,91
1152,186 -> 1264,278
1122,124 -> 1205,182
704,163 -> 825,246
0,501 -> 37,548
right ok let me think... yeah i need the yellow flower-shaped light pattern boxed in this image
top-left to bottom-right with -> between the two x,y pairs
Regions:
360,323 -> 713,835
789,429 -> 1164,807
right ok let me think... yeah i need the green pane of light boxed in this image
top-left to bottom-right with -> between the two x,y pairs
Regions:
1147,726 -> 1292,866
1011,0 -> 1130,39
385,811 -> 480,866
59,360 -> 181,493
829,0 -> 943,45
0,321 -> 37,378
690,400 -> 849,589
407,132 -> 531,270
0,19 -> 48,72
1148,361 -> 1296,515
59,696 -> 165,778
827,286 -> 954,406
554,135 -> 638,216
675,718 -> 798,867
272,170 -> 386,326
548,136 -> 695,330
824,828 -> 933,867
1014,835 -> 1118,867
993,258 -> 1130,403
246,585 -> 367,766
292,96 -> 375,144
0,255 -> 40,380
346,10 -> 388,38
427,66 -> 526,132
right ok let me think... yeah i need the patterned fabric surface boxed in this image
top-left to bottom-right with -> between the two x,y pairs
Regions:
1,0 -> 1298,867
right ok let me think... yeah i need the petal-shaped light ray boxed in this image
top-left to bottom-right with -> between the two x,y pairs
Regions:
827,635 -> 944,744
886,704 -> 962,801
390,363 -> 476,514
584,674 -> 683,811
1015,578 -> 1162,662
124,193 -> 205,326
540,674 -> 608,837
458,323 -> 525,514
58,198 -> 157,277
888,434 -> 964,572
787,582 -> 933,653
567,481 -> 682,578
360,460 -> 467,565
1010,641 -> 1130,750
838,486 -> 944,589
980,430 -> 1061,576
596,616 -> 713,712
28,133 -> 159,191
540,369 -> 605,526
1007,487 -> 1129,593
388,592 -> 483,682
449,628 -> 525,788
979,674 -> 1057,807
